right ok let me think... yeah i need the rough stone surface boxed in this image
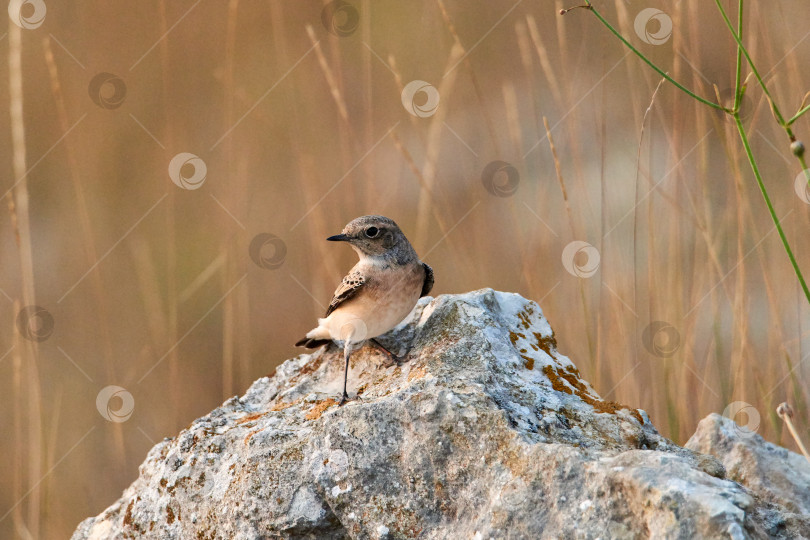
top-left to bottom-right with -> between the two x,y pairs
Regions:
72,289 -> 810,539
686,413 -> 810,520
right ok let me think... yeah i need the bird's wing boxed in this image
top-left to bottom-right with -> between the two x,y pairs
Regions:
420,262 -> 434,297
325,269 -> 367,317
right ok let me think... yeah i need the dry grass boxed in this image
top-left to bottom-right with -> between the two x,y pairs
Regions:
1,1 -> 809,537
777,402 -> 810,462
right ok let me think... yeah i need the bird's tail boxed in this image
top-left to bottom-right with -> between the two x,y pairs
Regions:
295,337 -> 331,349
296,322 -> 331,348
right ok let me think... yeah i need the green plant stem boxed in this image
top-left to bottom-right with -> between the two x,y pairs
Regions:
733,0 -> 743,111
788,104 -> 810,126
714,1 -> 810,182
713,0 -> 789,127
724,0 -> 810,306
798,154 -> 810,186
579,0 -> 810,306
717,0 -> 810,302
583,2 -> 727,112
734,113 -> 810,305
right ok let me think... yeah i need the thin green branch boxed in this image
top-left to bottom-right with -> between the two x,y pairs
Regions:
734,113 -> 810,305
717,0 -> 810,303
721,0 -> 810,302
714,0 -> 807,186
797,154 -> 810,185
580,2 -> 728,112
733,0 -> 744,111
568,0 -> 810,306
713,0 -> 789,127
788,103 -> 810,126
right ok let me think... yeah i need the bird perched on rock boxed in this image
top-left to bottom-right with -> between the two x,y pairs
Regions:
295,215 -> 434,405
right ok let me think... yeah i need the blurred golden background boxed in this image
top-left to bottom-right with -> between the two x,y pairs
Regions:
1,0 -> 809,537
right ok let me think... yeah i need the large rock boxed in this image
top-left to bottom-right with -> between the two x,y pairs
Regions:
72,289 -> 810,539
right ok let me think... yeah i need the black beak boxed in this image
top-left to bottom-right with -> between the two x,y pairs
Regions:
327,233 -> 350,242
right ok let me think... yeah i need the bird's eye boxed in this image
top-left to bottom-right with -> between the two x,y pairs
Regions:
365,226 -> 379,238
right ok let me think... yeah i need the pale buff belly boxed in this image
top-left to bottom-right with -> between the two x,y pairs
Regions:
316,265 -> 423,343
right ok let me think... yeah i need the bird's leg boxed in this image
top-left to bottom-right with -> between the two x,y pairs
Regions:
339,342 -> 353,405
369,338 -> 406,367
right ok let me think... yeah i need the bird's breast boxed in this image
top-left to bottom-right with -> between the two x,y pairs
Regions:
324,263 -> 423,342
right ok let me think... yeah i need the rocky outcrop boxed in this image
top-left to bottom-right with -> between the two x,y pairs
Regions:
72,289 -> 810,539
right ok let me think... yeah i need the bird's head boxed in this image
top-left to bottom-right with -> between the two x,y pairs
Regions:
327,215 -> 415,262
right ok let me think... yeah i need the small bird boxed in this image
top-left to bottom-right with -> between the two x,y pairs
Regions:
295,215 -> 434,405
